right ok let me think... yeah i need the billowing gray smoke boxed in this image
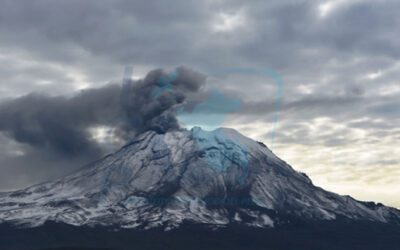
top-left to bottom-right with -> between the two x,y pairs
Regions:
119,66 -> 205,136
0,84 -> 122,158
0,67 -> 205,188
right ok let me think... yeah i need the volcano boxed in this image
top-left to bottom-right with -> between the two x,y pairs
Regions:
1,127 -> 400,250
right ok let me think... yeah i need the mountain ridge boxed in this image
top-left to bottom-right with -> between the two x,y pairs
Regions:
0,127 -> 399,231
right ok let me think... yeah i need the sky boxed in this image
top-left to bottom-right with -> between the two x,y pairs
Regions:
0,0 -> 399,208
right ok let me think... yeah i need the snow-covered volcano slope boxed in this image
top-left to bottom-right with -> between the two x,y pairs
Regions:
0,127 -> 399,229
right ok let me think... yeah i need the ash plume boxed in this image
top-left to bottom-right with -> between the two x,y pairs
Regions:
0,67 -> 206,184
119,66 -> 206,135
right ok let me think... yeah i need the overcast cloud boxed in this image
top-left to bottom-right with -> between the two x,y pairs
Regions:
0,0 -> 399,207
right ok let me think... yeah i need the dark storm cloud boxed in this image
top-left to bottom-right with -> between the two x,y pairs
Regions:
0,0 -> 398,67
0,0 -> 399,99
0,0 -> 208,68
236,0 -> 400,69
